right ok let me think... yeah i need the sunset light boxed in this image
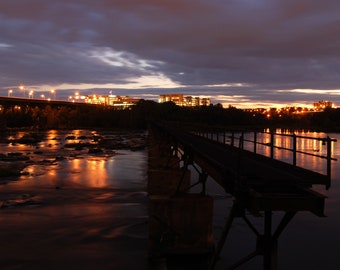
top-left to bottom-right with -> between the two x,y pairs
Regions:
1,1 -> 340,269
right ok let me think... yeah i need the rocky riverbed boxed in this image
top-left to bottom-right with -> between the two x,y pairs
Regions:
0,129 -> 147,180
0,129 -> 150,270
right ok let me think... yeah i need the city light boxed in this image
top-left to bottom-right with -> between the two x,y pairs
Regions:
19,85 -> 25,97
159,94 -> 211,106
50,89 -> 56,100
0,87 -> 337,113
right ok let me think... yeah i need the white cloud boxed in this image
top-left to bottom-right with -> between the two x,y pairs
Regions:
283,89 -> 340,95
91,48 -> 163,70
0,43 -> 12,48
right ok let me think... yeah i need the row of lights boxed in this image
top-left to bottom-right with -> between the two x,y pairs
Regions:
68,92 -> 83,102
7,86 -> 56,100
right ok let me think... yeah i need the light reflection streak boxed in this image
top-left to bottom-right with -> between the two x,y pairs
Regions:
239,131 -> 333,175
0,130 -> 147,191
87,159 -> 107,187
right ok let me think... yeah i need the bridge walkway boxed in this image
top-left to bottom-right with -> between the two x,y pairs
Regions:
151,124 -> 333,270
165,126 -> 327,215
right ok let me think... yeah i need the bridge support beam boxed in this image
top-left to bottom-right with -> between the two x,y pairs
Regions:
209,202 -> 297,270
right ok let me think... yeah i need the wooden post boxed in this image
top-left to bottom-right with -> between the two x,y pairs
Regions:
326,136 -> 332,189
270,132 -> 274,159
293,134 -> 297,166
254,131 -> 257,154
239,132 -> 244,149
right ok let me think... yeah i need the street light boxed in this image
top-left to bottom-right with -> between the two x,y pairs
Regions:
40,94 -> 45,100
19,85 -> 25,97
8,89 -> 13,97
29,90 -> 34,99
51,89 -> 56,100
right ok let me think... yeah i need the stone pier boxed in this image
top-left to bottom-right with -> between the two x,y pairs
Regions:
147,128 -> 214,262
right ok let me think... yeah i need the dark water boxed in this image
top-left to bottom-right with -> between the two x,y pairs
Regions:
0,129 -> 339,269
0,129 -> 149,269
210,131 -> 340,270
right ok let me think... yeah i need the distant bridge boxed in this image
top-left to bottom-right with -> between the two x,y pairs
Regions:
0,96 -> 96,109
148,123 -> 337,270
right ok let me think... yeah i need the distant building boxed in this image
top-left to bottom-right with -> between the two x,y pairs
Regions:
84,95 -> 140,108
313,100 -> 333,111
159,94 -> 211,107
159,94 -> 185,106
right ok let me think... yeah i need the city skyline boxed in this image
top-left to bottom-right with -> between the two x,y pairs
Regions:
1,1 -> 340,108
1,88 -> 334,112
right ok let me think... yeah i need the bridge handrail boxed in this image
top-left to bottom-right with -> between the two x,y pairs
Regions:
194,129 -> 337,187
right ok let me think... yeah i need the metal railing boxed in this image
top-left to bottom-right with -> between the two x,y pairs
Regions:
194,129 -> 337,183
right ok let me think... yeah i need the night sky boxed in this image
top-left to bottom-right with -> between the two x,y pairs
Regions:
1,0 -> 340,108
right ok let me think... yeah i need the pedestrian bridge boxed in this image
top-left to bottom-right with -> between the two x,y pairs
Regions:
147,123 -> 337,270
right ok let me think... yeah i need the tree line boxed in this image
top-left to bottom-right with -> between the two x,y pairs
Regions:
1,100 -> 340,131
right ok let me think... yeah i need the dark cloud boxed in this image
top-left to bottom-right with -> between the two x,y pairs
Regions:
1,0 -> 340,107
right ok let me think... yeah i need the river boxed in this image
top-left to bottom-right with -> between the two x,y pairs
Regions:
209,130 -> 340,270
0,129 -> 149,270
0,129 -> 339,269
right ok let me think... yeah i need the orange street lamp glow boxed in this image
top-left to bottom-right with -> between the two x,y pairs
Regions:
51,89 -> 56,100
19,85 -> 25,97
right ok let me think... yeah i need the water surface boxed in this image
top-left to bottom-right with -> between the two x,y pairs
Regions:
0,129 -> 149,270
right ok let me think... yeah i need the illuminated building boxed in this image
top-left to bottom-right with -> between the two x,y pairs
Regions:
84,95 -> 140,108
313,100 -> 333,111
159,94 -> 211,107
159,94 -> 185,106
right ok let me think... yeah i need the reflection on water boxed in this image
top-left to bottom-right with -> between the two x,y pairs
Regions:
0,129 -> 149,270
39,150 -> 147,189
1,129 -> 340,269
0,129 -> 147,189
226,130 -> 336,176
211,130 -> 340,270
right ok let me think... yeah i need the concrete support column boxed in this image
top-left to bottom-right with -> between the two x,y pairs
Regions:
147,168 -> 191,196
148,156 -> 180,169
148,194 -> 214,257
